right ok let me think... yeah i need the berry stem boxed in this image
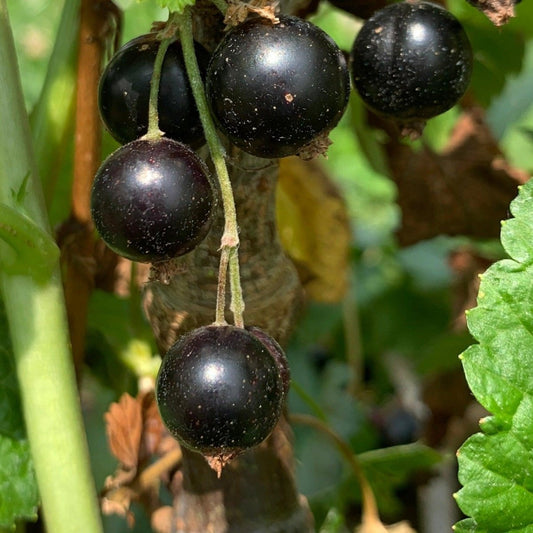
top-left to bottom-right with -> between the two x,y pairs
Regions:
228,247 -> 244,327
145,17 -> 178,140
0,3 -> 103,532
177,7 -> 245,327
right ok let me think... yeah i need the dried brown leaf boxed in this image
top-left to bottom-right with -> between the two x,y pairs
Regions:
224,0 -> 279,26
139,389 -> 166,462
101,485 -> 136,527
105,393 -> 142,470
277,157 -> 350,302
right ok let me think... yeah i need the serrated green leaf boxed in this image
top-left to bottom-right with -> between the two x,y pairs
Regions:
155,0 -> 195,13
0,435 -> 38,528
456,179 -> 533,532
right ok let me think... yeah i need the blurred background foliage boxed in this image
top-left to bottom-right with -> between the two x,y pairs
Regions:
6,0 -> 533,530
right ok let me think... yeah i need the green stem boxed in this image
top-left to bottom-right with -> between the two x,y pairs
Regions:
145,33 -> 174,139
0,4 -> 103,533
215,247 -> 230,325
228,247 -> 244,327
30,0 -> 79,207
289,413 -> 383,526
178,7 -> 245,327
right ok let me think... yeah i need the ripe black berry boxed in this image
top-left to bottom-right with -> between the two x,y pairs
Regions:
350,1 -> 473,122
156,325 -> 285,466
91,138 -> 214,263
98,33 -> 209,147
206,15 -> 350,159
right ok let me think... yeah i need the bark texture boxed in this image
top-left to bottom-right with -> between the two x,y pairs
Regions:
144,147 -> 313,532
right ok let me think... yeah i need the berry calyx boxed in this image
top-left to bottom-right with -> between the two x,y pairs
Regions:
156,325 -> 286,473
91,138 -> 214,263
206,15 -> 350,159
350,1 -> 473,125
98,33 -> 209,147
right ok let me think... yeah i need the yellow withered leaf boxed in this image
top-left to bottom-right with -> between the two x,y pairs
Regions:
276,157 -> 351,303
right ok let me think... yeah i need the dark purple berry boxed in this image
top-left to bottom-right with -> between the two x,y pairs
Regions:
206,15 -> 350,158
350,1 -> 473,122
98,33 -> 209,147
91,138 -> 214,263
156,325 -> 285,461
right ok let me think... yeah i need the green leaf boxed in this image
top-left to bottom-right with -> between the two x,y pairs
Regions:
359,443 -> 443,495
455,180 -> 533,531
0,436 -> 39,528
155,0 -> 195,13
338,443 -> 442,516
0,301 -> 39,529
0,202 -> 60,281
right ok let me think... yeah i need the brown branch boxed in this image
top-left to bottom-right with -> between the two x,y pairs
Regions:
60,0 -> 121,377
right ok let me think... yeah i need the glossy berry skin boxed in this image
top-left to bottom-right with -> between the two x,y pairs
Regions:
91,138 -> 214,263
350,1 -> 473,121
206,15 -> 350,159
98,33 -> 209,147
246,326 -> 290,396
156,325 -> 285,457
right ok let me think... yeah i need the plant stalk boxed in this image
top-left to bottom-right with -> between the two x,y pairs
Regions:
177,7 -> 245,327
0,3 -> 103,533
145,33 -> 174,139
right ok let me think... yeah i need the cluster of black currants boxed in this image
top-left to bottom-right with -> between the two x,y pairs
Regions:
92,33 -> 214,265
90,0 -> 473,469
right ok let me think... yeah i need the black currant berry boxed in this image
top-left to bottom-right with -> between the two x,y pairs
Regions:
156,325 -> 285,467
91,138 -> 214,263
350,1 -> 473,122
98,33 -> 209,147
206,15 -> 350,159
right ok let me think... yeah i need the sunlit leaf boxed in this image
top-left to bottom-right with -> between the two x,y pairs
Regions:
455,179 -> 533,531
